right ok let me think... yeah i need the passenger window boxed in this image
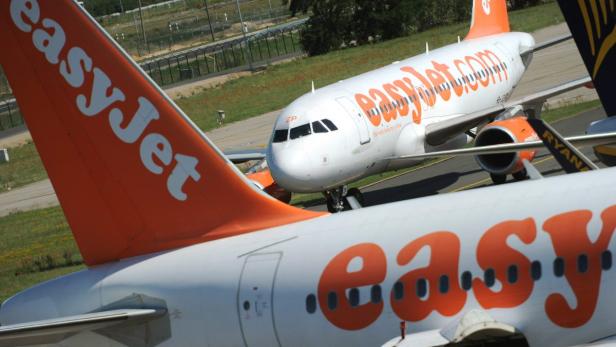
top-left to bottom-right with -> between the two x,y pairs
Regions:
578,254 -> 588,273
439,275 -> 449,294
461,271 -> 472,291
531,260 -> 542,281
508,265 -> 518,284
290,124 -> 312,140
327,292 -> 337,310
349,288 -> 360,307
416,278 -> 427,297
371,285 -> 382,304
322,119 -> 338,131
484,268 -> 495,287
306,294 -> 317,314
394,281 -> 404,300
273,129 -> 288,143
602,250 -> 613,270
312,121 -> 328,133
554,257 -> 565,277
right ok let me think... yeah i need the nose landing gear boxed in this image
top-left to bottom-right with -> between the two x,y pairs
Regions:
324,186 -> 364,213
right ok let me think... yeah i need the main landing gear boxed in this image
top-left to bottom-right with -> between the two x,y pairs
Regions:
324,186 -> 364,213
490,169 -> 529,185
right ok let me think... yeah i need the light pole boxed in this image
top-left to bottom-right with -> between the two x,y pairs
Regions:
235,0 -> 253,71
203,0 -> 216,42
137,0 -> 150,54
267,0 -> 273,20
119,0 -> 124,13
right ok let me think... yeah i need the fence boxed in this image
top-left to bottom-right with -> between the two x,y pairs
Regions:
0,21 -> 307,131
141,24 -> 305,86
0,99 -> 24,131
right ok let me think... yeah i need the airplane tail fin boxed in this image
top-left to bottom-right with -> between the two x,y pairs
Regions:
0,0 -> 322,266
466,0 -> 510,40
557,0 -> 616,116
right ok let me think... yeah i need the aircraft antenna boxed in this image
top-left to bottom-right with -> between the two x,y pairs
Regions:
311,81 -> 315,94
426,42 -> 429,54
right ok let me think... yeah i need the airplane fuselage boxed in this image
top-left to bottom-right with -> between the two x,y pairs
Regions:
268,33 -> 535,192
3,168 -> 616,347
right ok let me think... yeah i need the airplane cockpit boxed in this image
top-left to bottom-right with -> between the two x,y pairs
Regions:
272,118 -> 340,143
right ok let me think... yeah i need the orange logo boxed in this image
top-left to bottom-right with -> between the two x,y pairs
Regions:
354,49 -> 508,128
317,204 -> 616,330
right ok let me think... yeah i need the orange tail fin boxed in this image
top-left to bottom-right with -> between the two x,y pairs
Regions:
0,0 -> 322,266
466,0 -> 510,40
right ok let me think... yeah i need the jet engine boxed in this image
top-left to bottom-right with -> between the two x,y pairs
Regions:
475,117 -> 538,183
587,117 -> 616,167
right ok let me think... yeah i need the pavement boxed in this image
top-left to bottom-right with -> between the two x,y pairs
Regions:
0,22 -> 603,216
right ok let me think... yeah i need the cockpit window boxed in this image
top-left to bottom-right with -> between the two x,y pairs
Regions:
322,119 -> 338,131
312,121 -> 329,133
273,129 -> 289,143
290,124 -> 312,140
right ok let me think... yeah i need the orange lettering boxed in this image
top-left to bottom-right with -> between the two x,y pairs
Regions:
425,67 -> 451,101
391,232 -> 466,322
454,59 -> 475,92
466,55 -> 490,88
369,89 -> 396,123
355,93 -> 380,127
544,206 -> 616,328
473,219 -> 536,309
318,243 -> 387,330
401,66 -> 436,107
394,78 -> 422,124
383,83 -> 409,117
433,61 -> 463,97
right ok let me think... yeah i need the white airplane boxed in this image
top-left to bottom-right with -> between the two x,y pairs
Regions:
3,1 -> 616,347
262,0 -> 598,212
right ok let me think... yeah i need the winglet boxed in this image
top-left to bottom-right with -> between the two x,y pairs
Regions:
0,0 -> 323,266
466,0 -> 510,40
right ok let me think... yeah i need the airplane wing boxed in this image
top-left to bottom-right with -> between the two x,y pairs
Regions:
0,309 -> 165,347
386,131 -> 616,161
224,148 -> 267,163
572,336 -> 616,347
424,76 -> 592,146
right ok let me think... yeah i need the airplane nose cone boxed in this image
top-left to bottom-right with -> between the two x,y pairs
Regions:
268,145 -> 316,193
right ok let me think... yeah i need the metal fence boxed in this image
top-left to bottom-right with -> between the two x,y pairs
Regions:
141,24 -> 305,86
0,21 -> 307,130
0,99 -> 24,131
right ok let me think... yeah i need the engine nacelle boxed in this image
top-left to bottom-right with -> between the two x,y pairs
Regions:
475,117 -> 538,175
587,117 -> 616,167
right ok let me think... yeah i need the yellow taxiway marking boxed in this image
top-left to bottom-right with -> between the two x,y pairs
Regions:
450,156 -> 556,193
361,157 -> 453,189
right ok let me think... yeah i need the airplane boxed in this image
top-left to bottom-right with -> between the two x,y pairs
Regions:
257,0 -> 606,212
3,1 -> 616,347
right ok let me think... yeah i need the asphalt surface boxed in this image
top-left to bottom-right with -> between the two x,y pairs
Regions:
308,107 -> 607,212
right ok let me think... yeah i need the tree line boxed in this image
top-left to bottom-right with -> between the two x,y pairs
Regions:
292,0 -> 544,56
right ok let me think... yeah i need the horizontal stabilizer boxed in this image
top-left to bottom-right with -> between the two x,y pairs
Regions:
0,309 -> 165,347
225,148 -> 267,164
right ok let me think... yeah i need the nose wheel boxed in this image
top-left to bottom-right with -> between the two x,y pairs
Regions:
324,186 -> 364,213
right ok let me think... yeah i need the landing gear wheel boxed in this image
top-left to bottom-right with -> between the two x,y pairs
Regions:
324,186 -> 347,213
512,169 -> 529,181
490,173 -> 507,185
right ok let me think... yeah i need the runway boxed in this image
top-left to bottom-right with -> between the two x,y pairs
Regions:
308,107 -> 607,211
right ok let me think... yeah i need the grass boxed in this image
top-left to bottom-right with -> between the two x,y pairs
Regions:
0,207 -> 84,303
0,141 -> 47,193
175,1 -> 565,131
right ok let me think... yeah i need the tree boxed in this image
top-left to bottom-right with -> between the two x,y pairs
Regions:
300,0 -> 354,55
282,0 -> 314,16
